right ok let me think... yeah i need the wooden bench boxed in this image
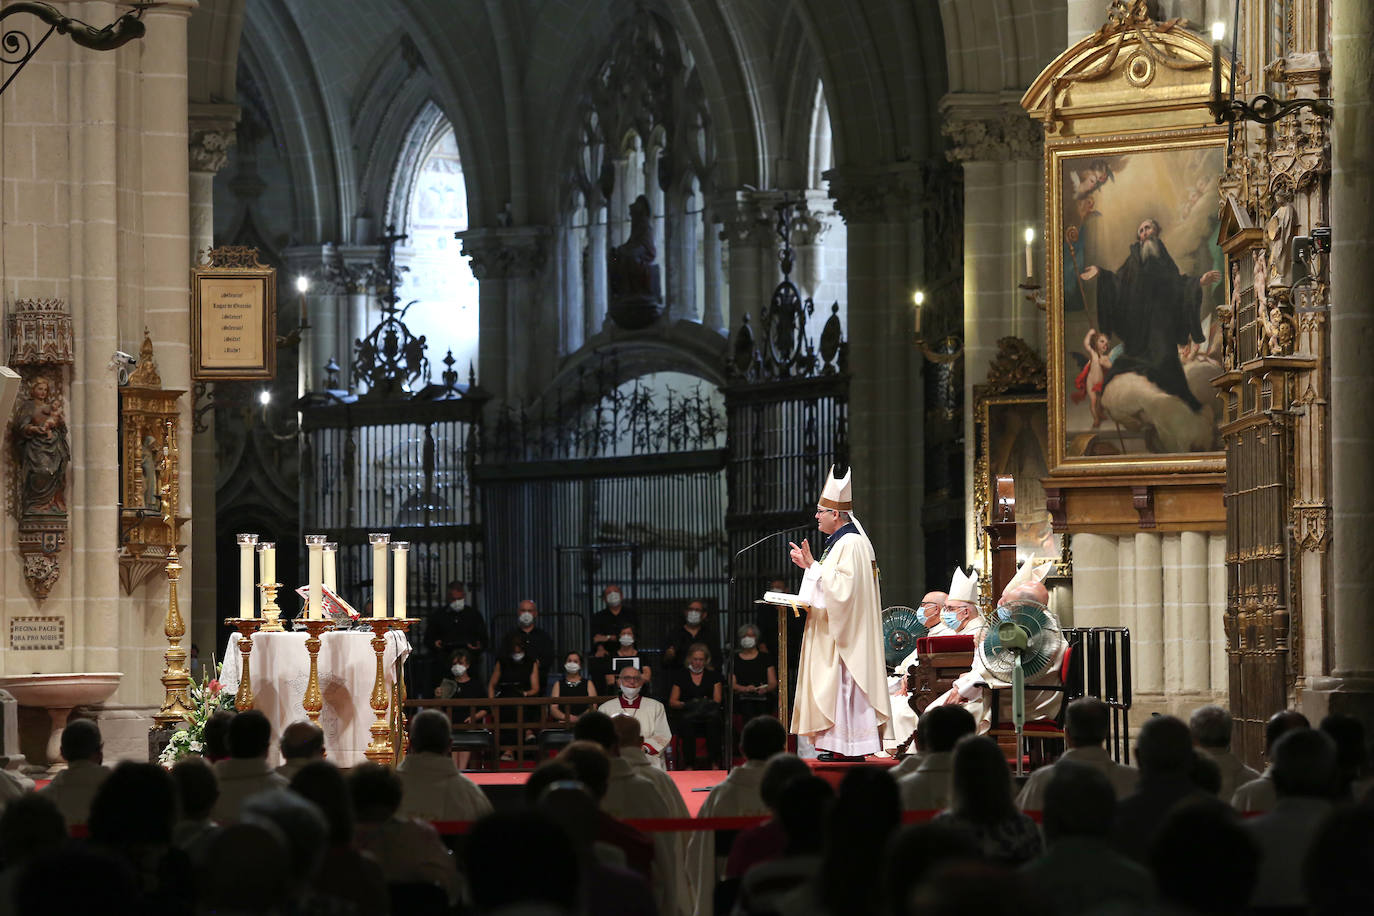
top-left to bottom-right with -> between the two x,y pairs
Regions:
405,695 -> 603,769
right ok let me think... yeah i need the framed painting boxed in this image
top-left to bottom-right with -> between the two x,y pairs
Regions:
975,392 -> 1059,589
191,248 -> 276,380
1047,131 -> 1229,475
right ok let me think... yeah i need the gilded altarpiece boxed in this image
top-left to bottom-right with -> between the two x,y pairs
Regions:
1211,0 -> 1331,764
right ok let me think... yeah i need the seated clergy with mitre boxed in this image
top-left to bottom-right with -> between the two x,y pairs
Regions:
923,559 -> 1066,734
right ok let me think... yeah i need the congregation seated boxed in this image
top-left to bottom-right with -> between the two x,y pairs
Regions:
238,790 -> 331,911
1017,697 -> 1138,813
350,761 -> 461,905
687,716 -> 786,916
87,762 -> 195,912
274,720 -> 325,781
288,760 -> 389,915
0,794 -> 67,911
609,713 -> 688,815
668,642 -> 724,770
396,708 -> 494,822
1232,708 -> 1310,813
661,599 -> 721,674
210,710 -> 289,822
1319,713 -> 1373,801
538,782 -> 658,916
1021,761 -> 1155,914
725,753 -> 811,880
882,820 -> 981,913
597,666 -> 671,769
933,736 -> 1043,867
37,718 -> 108,828
550,649 -> 597,722
731,774 -> 834,916
540,742 -> 655,880
1191,704 -> 1261,801
1109,714 -> 1211,862
1149,799 -> 1259,916
466,808 -> 582,915
201,709 -> 234,762
1244,727 -> 1340,912
897,705 -> 976,811
498,598 -> 556,685
168,756 -> 219,864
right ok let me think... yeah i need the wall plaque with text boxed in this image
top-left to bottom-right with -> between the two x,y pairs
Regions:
191,247 -> 276,380
10,616 -> 65,650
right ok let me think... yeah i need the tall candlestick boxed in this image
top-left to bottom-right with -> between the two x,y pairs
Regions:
323,542 -> 337,591
1210,21 -> 1224,115
237,533 -> 259,618
306,535 -> 326,620
259,542 -> 276,585
392,542 -> 409,618
1023,227 -> 1035,278
369,533 -> 390,618
912,290 -> 924,334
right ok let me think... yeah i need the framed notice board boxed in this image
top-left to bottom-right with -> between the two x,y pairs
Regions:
191,246 -> 276,380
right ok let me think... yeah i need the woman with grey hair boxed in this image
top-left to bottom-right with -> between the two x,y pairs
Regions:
731,623 -> 778,726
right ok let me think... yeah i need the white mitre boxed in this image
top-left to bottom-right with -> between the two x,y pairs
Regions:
947,567 -> 979,604
818,465 -> 853,511
1003,556 -> 1054,594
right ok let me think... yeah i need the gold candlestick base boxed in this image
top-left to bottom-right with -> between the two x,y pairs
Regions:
299,618 -> 335,727
388,619 -> 418,765
225,618 -> 264,711
260,583 -> 285,632
363,618 -> 404,766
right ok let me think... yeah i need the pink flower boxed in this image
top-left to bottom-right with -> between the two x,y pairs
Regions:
208,679 -> 222,694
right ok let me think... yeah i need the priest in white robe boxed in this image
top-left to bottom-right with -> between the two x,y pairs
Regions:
598,666 -> 671,769
884,590 -> 946,752
787,466 -> 890,760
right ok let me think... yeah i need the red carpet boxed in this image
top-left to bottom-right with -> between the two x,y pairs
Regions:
468,768 -> 727,815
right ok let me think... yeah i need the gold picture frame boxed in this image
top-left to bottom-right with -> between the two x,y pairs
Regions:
1045,131 -> 1228,476
975,387 -> 1058,593
190,247 -> 276,380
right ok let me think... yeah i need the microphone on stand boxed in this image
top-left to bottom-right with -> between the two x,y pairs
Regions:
729,529 -> 795,584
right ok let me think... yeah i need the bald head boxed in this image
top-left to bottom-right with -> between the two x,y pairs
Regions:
279,721 -> 325,762
919,592 -> 947,627
1002,582 -> 1050,606
612,715 -> 643,749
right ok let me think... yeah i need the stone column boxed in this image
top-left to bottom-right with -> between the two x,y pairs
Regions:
1161,534 -> 1183,693
826,164 -> 927,605
1072,533 -> 1119,628
702,205 -> 726,333
942,97 -> 1043,558
1133,532 -> 1165,694
1179,529 -> 1210,695
717,192 -> 774,336
459,227 -> 549,400
1208,533 -> 1228,694
187,105 -> 238,671
1316,0 -> 1374,727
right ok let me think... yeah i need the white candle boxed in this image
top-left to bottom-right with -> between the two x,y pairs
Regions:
1210,21 -> 1225,113
259,542 -> 276,584
323,543 -> 337,591
370,533 -> 390,618
912,290 -> 924,334
392,542 -> 409,618
237,533 -> 259,618
1023,226 -> 1035,278
306,535 -> 326,620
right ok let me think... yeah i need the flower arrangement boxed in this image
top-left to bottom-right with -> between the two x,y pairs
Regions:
158,659 -> 235,767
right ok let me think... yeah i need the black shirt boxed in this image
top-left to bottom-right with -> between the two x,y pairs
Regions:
661,623 -> 721,671
672,667 -> 723,703
732,651 -> 774,689
590,606 -> 640,650
427,604 -> 489,657
501,626 -> 555,685
493,655 -> 538,698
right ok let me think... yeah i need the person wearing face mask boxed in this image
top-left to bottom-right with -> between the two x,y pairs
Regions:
425,581 -> 489,694
662,600 -> 720,673
550,651 -> 598,723
731,624 -> 777,726
590,585 -> 639,655
488,633 -> 541,760
598,667 -> 671,770
602,625 -> 652,691
669,644 -> 725,770
500,599 -> 555,690
883,590 -> 949,753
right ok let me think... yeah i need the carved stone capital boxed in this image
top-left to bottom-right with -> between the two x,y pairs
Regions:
714,193 -> 776,247
823,163 -> 925,224
458,227 -> 549,280
789,197 -> 831,246
940,95 -> 1042,163
188,103 -> 241,175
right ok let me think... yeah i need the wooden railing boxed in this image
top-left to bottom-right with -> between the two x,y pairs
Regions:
404,695 -> 604,769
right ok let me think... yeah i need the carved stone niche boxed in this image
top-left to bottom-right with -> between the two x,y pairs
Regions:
118,333 -> 186,594
6,299 -> 75,599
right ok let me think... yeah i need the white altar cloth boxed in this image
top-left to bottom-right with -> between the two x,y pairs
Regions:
220,629 -> 411,766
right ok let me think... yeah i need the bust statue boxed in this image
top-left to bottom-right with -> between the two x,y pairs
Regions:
607,195 -> 663,329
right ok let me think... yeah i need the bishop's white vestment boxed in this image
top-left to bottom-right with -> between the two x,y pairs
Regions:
793,525 -> 890,756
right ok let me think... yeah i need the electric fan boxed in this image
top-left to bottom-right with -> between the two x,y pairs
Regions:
976,597 -> 1063,774
882,605 -> 928,670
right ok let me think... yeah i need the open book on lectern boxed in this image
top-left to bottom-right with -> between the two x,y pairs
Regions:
760,590 -> 811,613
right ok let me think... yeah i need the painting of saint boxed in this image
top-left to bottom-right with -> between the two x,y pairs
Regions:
1058,145 -> 1226,458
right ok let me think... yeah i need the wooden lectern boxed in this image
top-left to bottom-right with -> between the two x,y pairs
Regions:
758,591 -> 810,727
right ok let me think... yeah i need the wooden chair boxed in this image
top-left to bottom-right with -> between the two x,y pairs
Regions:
907,634 -> 977,715
987,632 -> 1083,768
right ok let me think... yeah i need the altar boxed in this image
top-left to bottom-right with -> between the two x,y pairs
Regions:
219,629 -> 411,766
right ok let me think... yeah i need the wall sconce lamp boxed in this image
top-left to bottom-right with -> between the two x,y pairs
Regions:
912,290 -> 964,365
1208,20 -> 1331,125
1018,226 -> 1047,311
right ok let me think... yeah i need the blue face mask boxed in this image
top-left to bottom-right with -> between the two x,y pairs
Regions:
995,606 -> 1012,622
940,609 -> 959,629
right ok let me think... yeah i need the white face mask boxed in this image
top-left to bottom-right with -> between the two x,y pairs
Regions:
449,599 -> 465,611
517,611 -> 535,627
620,684 -> 641,699
451,664 -> 467,676
739,636 -> 756,650
686,611 -> 703,625
688,662 -> 705,674
606,593 -> 622,607
511,652 -> 526,662
564,662 -> 581,674
619,634 -> 635,647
